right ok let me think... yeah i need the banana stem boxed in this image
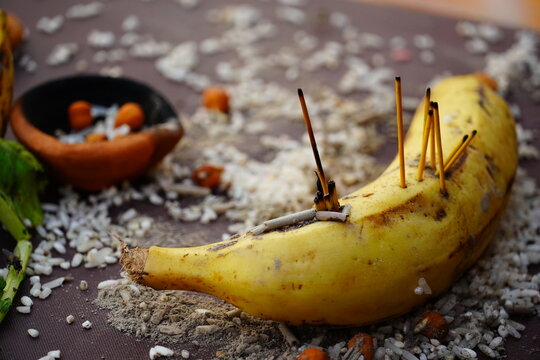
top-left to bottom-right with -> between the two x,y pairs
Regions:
119,240 -> 148,284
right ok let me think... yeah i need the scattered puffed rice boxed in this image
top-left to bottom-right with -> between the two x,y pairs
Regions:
88,30 -> 115,48
28,329 -> 39,338
122,15 -> 140,32
82,320 -> 92,329
46,43 -> 78,66
66,2 -> 104,19
43,277 -> 65,289
37,355 -> 54,360
16,306 -> 31,314
47,350 -> 61,359
38,287 -> 52,300
79,280 -> 89,291
149,345 -> 174,359
71,253 -> 83,268
36,15 -> 64,34
97,279 -> 120,289
21,296 -> 33,307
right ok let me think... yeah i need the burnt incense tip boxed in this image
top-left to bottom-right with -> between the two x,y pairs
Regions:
428,109 -> 433,115
426,87 -> 431,95
395,76 -> 401,81
472,130 -> 477,135
462,134 -> 469,142
297,88 -> 304,97
431,102 -> 439,109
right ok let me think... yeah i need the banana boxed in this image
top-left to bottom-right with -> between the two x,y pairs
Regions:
121,74 -> 517,326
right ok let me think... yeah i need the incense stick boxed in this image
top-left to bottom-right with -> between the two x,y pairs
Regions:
395,77 -> 406,188
443,130 -> 477,173
298,89 -> 329,196
432,103 -> 447,194
438,134 -> 469,175
417,88 -> 432,181
429,102 -> 436,169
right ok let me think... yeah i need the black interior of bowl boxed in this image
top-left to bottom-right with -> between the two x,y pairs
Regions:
20,74 -> 178,136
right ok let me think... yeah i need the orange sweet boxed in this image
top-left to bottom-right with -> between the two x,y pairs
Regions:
68,100 -> 93,131
297,348 -> 330,360
202,87 -> 230,114
115,102 -> 144,131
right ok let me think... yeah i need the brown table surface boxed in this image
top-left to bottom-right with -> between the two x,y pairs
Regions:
1,1 -> 539,359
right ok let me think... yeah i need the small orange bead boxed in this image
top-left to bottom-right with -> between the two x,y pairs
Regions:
85,133 -> 107,143
414,311 -> 449,340
192,165 -> 224,189
202,87 -> 230,114
68,100 -> 93,131
347,333 -> 375,360
115,102 -> 145,131
297,348 -> 330,360
474,72 -> 498,91
6,13 -> 24,50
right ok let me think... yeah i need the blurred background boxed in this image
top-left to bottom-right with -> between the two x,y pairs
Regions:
357,0 -> 540,31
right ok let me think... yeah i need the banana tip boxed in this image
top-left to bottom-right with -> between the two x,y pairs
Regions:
119,244 -> 148,284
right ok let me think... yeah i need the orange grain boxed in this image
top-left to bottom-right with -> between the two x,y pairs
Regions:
347,333 -> 375,360
85,133 -> 107,143
202,87 -> 230,114
6,13 -> 24,50
115,102 -> 145,130
192,165 -> 224,189
68,100 -> 93,131
474,72 -> 498,91
297,348 -> 330,360
414,311 -> 449,340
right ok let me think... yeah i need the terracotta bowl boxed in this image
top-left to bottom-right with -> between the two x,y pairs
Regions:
10,75 -> 183,190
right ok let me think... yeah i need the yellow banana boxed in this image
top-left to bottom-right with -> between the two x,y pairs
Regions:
121,74 -> 517,326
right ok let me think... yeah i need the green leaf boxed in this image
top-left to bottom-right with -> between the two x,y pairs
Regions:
12,159 -> 44,225
0,190 -> 30,241
0,142 -> 16,193
0,139 -> 46,226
